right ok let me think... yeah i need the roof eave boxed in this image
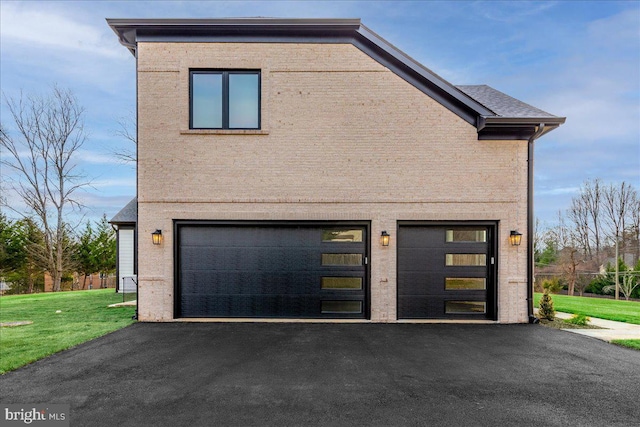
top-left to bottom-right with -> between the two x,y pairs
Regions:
477,116 -> 566,140
106,18 -> 362,53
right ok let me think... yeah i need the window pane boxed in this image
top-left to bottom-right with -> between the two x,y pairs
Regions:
445,254 -> 486,266
229,73 -> 259,128
445,278 -> 486,290
321,254 -> 362,266
321,301 -> 362,314
192,73 -> 222,128
445,301 -> 486,314
322,229 -> 363,243
322,277 -> 363,290
446,229 -> 487,242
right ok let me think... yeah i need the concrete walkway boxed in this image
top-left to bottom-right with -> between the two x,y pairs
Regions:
553,311 -> 640,342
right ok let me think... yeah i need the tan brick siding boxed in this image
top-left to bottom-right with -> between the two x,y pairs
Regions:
136,42 -> 529,323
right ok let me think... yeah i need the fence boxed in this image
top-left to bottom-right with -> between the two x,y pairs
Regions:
120,275 -> 138,304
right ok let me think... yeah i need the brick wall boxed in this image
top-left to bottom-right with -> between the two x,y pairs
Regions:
136,42 -> 529,323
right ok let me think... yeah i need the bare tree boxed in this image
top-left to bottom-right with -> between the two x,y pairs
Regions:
568,196 -> 592,258
561,246 -> 580,296
0,86 -> 89,291
581,178 -> 603,256
603,182 -> 635,259
628,191 -> 640,263
112,113 -> 136,163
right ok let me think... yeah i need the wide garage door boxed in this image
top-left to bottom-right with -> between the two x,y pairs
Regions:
176,222 -> 368,318
398,223 -> 496,320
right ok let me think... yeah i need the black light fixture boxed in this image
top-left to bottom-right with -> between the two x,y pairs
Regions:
380,230 -> 390,247
151,229 -> 163,245
509,230 -> 523,246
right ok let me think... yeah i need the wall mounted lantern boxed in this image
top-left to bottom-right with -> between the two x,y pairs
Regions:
380,230 -> 390,247
509,230 -> 523,246
151,229 -> 163,245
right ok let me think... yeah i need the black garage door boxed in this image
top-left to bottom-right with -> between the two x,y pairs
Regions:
398,223 -> 496,320
176,222 -> 368,318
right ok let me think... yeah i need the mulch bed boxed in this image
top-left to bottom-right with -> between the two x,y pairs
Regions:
537,318 -> 602,330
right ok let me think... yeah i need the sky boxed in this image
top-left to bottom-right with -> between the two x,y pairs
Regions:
1,0 -> 639,227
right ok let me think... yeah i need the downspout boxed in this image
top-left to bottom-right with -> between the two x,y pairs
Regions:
527,123 -> 545,323
134,42 -> 139,321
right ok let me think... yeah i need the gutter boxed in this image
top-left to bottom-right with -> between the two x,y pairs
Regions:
527,123 -> 546,324
118,39 -> 137,56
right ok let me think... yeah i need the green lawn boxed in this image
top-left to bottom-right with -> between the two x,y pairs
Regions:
534,293 -> 640,325
0,289 -> 135,374
612,340 -> 640,350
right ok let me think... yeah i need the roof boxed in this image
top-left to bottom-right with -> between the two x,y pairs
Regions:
110,197 -> 137,225
107,18 -> 565,141
456,85 -> 557,119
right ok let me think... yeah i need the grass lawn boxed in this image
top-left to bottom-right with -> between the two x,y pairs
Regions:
534,293 -> 640,325
0,289 -> 135,374
612,340 -> 640,350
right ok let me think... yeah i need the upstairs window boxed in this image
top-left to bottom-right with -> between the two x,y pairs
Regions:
190,70 -> 260,129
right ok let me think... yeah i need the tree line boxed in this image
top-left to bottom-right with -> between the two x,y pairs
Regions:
0,214 -> 115,294
535,179 -> 640,299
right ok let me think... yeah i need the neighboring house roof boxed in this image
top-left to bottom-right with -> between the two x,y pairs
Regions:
110,197 -> 137,225
107,18 -> 565,140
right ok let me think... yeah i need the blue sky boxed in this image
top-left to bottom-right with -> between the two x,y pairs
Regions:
1,0 -> 638,226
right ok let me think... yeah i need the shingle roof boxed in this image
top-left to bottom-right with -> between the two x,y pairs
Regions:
110,197 -> 137,224
456,85 -> 558,119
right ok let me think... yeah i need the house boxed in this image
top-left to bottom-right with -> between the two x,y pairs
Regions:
110,197 -> 137,293
107,18 -> 565,322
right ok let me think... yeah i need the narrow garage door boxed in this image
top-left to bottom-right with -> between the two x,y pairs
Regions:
398,223 -> 496,319
176,222 -> 368,318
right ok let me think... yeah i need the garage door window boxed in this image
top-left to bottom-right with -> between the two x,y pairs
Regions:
322,229 -> 363,242
321,301 -> 362,314
446,229 -> 487,242
321,254 -> 363,266
445,254 -> 486,266
445,301 -> 486,314
321,277 -> 363,290
445,278 -> 486,290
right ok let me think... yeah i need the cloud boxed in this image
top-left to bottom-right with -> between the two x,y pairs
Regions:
74,192 -> 136,222
521,9 -> 639,140
75,150 -> 122,165
471,1 -> 558,23
536,187 -> 580,196
91,178 -> 135,189
0,2 -> 123,58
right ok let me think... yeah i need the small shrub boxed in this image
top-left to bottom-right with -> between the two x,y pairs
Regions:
541,278 -> 563,294
538,291 -> 555,321
564,313 -> 590,326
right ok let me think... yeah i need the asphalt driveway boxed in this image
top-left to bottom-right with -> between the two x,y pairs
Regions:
1,323 -> 639,426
